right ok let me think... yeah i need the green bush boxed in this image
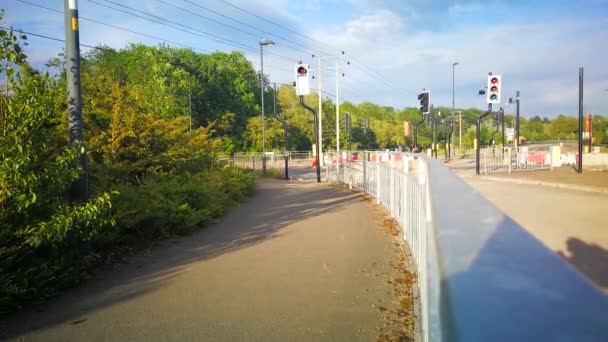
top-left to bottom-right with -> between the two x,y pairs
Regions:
95,168 -> 255,247
0,15 -> 258,314
0,23 -> 115,313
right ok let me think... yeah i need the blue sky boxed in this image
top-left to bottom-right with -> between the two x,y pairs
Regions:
3,0 -> 608,117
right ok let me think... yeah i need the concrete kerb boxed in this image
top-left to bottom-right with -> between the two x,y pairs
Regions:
479,175 -> 608,195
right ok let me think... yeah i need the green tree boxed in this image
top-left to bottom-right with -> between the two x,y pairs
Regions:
544,115 -> 578,140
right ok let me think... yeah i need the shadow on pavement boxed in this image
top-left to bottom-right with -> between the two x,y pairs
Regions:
0,179 -> 361,339
558,237 -> 608,292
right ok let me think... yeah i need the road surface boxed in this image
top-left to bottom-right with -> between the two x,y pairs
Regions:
0,179 -> 413,341
449,159 -> 608,293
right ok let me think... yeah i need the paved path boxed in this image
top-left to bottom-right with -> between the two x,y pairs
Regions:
0,179 -> 410,341
452,164 -> 608,293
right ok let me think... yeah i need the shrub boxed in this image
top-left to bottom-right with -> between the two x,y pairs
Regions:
95,168 -> 255,247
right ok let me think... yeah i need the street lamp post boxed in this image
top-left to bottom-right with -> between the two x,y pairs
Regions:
515,90 -> 520,149
259,39 -> 275,173
452,62 -> 459,156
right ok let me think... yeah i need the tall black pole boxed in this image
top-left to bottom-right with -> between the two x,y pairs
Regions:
452,65 -> 455,112
273,83 -> 289,180
452,62 -> 457,152
515,90 -> 520,149
65,0 -> 88,200
260,45 -> 266,174
413,125 -> 417,151
188,81 -> 192,132
444,120 -> 448,160
578,67 -> 584,173
448,119 -> 454,160
349,114 -> 353,150
476,104 -> 493,175
413,118 -> 424,152
300,96 -> 321,182
448,110 -> 456,159
430,105 -> 436,158
501,107 -> 505,149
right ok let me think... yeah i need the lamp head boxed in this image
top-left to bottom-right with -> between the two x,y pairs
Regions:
259,39 -> 275,46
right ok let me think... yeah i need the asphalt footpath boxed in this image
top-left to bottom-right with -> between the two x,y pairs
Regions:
0,178 -> 412,341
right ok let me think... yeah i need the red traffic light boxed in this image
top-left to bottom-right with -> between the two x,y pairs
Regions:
297,66 -> 307,75
490,77 -> 499,84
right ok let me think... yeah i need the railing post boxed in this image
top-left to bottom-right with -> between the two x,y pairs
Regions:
363,154 -> 367,192
390,154 -> 395,217
508,148 -> 512,173
376,160 -> 381,204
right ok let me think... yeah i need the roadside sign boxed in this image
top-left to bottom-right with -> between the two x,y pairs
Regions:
506,128 -> 515,137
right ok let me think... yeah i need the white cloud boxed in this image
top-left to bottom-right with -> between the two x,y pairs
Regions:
310,12 -> 608,116
6,0 -> 607,116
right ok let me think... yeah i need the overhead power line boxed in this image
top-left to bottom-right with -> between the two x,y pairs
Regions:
87,0 -> 300,63
3,20 -> 288,73
16,0 -> 212,54
350,58 -> 397,90
90,0 -> 256,52
213,0 -> 333,54
208,0 -> 397,93
175,0 -> 313,56
273,81 -> 340,99
2,26 -> 114,52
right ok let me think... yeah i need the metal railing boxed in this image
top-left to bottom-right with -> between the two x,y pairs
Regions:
328,150 -> 608,342
232,152 -> 289,174
480,146 -> 552,174
328,151 -> 432,340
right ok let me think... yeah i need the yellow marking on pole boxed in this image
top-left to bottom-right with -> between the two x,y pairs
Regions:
72,18 -> 78,31
474,138 -> 477,150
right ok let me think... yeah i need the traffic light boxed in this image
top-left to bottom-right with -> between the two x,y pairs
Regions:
486,75 -> 502,104
418,91 -> 430,114
492,112 -> 500,126
294,63 -> 310,96
344,113 -> 351,132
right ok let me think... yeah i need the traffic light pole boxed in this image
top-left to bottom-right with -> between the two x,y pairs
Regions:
413,118 -> 424,152
476,104 -> 493,175
431,107 -> 437,158
501,107 -> 505,149
448,119 -> 454,160
515,90 -> 520,148
344,113 -> 352,151
448,114 -> 454,159
578,67 -> 583,174
431,110 -> 435,158
444,120 -> 448,160
300,95 -> 321,182
491,122 -> 499,156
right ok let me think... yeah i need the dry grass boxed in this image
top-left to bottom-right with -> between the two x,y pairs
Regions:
329,183 -> 418,340
366,201 -> 417,341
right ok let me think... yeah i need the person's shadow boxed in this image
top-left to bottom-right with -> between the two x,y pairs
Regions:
558,238 -> 608,291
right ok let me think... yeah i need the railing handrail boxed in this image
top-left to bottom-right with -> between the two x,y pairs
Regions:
332,151 -> 608,342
